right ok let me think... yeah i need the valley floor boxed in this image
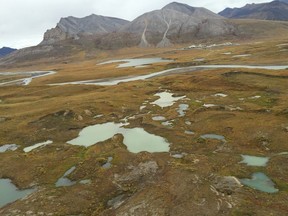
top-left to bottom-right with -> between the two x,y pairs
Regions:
0,38 -> 288,215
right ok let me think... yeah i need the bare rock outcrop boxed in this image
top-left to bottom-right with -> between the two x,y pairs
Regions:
41,14 -> 129,45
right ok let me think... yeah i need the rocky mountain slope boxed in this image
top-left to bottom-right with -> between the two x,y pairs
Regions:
40,2 -> 235,48
41,14 -> 129,45
119,2 -> 235,47
219,1 -> 288,21
0,47 -> 17,57
277,0 -> 288,3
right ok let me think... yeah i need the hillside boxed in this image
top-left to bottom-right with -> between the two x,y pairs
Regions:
41,14 -> 129,45
219,1 -> 288,21
0,47 -> 17,57
119,2 -> 235,47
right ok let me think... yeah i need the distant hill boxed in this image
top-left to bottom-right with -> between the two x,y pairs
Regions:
219,1 -> 288,21
0,47 -> 17,57
276,0 -> 288,3
41,14 -> 129,45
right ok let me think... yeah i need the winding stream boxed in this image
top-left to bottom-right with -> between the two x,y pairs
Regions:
49,64 -> 288,86
1,65 -> 287,87
0,71 -> 56,86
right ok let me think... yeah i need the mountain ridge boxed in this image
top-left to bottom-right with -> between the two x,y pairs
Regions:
42,2 -> 235,48
41,14 -> 129,45
0,47 -> 17,58
219,1 -> 288,21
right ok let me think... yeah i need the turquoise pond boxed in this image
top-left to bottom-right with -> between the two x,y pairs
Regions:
67,122 -> 170,153
0,179 -> 36,208
240,172 -> 279,193
240,155 -> 269,167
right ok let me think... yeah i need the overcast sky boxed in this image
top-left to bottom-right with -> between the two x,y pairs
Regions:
0,0 -> 270,49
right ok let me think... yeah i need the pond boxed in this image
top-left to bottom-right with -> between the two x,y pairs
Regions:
0,179 -> 36,208
55,166 -> 76,187
0,144 -> 18,153
162,121 -> 173,127
213,93 -> 228,97
240,155 -> 269,167
67,122 -> 170,153
185,130 -> 195,135
151,92 -> 185,108
98,58 -> 173,68
177,104 -> 189,117
232,54 -> 252,58
203,104 -> 217,108
239,172 -> 279,193
200,134 -> 226,142
102,157 -> 113,169
152,116 -> 166,121
23,140 -> 53,153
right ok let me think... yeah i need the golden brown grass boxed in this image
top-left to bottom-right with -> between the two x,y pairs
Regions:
0,36 -> 288,215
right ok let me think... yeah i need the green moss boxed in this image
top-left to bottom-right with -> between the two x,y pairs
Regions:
231,209 -> 256,216
274,179 -> 288,191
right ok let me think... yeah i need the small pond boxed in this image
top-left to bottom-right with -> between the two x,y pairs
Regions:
102,157 -> 113,169
177,104 -> 189,117
213,93 -> 227,97
185,130 -> 195,135
152,116 -> 166,121
0,179 -> 36,208
240,155 -> 269,167
200,134 -> 226,142
55,166 -> 76,187
162,121 -> 173,127
151,92 -> 185,108
203,104 -> 217,108
239,172 -> 279,193
23,140 -> 53,153
98,58 -> 173,68
67,122 -> 170,153
232,54 -> 252,58
0,144 -> 18,153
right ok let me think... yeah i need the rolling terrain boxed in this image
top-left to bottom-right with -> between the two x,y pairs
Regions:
0,1 -> 288,215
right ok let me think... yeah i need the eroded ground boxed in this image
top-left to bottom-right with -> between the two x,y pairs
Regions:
0,38 -> 288,215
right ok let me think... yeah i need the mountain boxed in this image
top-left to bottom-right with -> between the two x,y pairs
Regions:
219,1 -> 288,21
276,0 -> 288,3
2,2 -> 288,66
118,2 -> 235,47
41,14 -> 129,45
41,2 -> 235,48
0,47 -> 17,57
